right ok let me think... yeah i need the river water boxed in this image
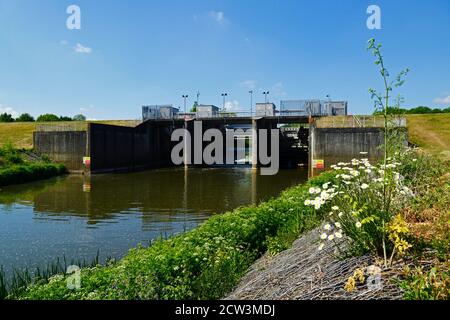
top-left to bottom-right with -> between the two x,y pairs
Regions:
0,167 -> 307,277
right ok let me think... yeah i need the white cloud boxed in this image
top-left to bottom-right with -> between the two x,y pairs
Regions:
224,100 -> 240,112
60,40 -> 68,46
240,80 -> 257,90
0,104 -> 19,118
209,11 -> 228,25
433,95 -> 450,105
80,104 -> 94,112
74,43 -> 92,54
271,82 -> 287,97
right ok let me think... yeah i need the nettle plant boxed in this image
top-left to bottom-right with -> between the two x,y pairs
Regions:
305,39 -> 414,266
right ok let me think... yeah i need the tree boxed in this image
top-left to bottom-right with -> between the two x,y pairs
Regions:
16,113 -> 35,122
190,102 -> 198,113
72,114 -> 86,121
59,116 -> 73,121
36,114 -> 60,122
407,106 -> 432,114
0,113 -> 14,122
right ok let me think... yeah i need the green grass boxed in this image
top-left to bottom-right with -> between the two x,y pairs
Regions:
5,171 -> 336,300
405,114 -> 450,160
0,143 -> 67,187
0,120 -> 141,149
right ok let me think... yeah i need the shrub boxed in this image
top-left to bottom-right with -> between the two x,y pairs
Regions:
400,265 -> 450,300
0,163 -> 67,187
36,114 -> 60,122
0,113 -> 14,122
16,113 -> 35,122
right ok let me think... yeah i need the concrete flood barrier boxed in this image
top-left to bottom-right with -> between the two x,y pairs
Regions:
33,130 -> 87,173
308,117 -> 408,177
88,121 -> 181,173
34,121 -> 183,174
33,116 -> 407,175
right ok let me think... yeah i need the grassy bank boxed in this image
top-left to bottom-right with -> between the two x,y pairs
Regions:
406,114 -> 450,161
3,171 -> 335,300
0,144 -> 66,187
0,120 -> 141,149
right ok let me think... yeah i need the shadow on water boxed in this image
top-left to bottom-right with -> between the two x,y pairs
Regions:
0,167 -> 308,279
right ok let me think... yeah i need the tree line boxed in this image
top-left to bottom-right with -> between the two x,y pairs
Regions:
373,106 -> 450,115
0,113 -> 86,123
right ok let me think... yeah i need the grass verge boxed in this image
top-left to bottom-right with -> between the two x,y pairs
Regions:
0,143 -> 67,187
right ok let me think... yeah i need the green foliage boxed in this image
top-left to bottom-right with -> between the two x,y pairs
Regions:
400,265 -> 450,300
0,253 -> 101,300
16,113 -> 35,122
0,113 -> 14,122
0,143 -> 24,166
36,114 -> 60,122
304,157 -> 415,259
0,143 -> 66,186
373,106 -> 449,115
10,171 -> 336,300
72,114 -> 86,121
0,163 -> 67,187
190,102 -> 198,113
59,116 -> 73,121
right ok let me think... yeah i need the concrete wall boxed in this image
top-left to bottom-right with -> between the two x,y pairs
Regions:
89,121 -> 177,173
33,131 -> 87,172
310,127 -> 384,171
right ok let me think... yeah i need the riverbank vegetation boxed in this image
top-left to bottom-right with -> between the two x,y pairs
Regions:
300,38 -> 449,299
2,170 -> 336,299
0,143 -> 66,187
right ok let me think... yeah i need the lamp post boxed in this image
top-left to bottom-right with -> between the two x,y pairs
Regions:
182,95 -> 188,114
221,93 -> 228,111
263,91 -> 269,104
249,90 -> 253,117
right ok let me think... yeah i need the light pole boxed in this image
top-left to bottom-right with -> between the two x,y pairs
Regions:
196,91 -> 200,105
182,95 -> 188,114
221,93 -> 228,111
249,90 -> 253,117
263,91 -> 269,104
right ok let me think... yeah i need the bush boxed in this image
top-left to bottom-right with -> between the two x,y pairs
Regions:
0,163 -> 67,187
36,114 -> 60,122
16,113 -> 35,122
0,113 -> 14,122
400,265 -> 450,300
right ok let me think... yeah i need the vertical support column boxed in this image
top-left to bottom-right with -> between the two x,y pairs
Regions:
252,119 -> 259,170
85,123 -> 91,175
309,121 -> 315,179
184,120 -> 194,168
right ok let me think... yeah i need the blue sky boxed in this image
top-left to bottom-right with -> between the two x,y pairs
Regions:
0,0 -> 449,120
